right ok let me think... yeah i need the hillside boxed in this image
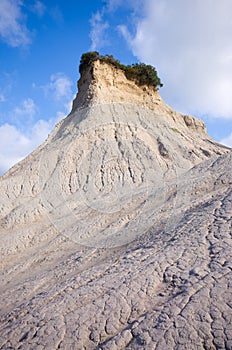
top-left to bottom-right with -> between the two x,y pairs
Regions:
0,56 -> 231,350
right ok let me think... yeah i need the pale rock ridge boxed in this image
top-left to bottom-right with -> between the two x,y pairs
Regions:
0,59 -> 231,349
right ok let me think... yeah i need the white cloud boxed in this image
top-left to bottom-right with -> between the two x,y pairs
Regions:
89,1 -> 141,51
90,11 -> 109,51
43,73 -> 73,101
0,0 -> 31,47
118,0 -> 232,120
0,114 -> 62,175
14,98 -> 37,117
221,132 -> 232,148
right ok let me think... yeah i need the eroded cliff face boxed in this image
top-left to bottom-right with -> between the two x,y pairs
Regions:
72,60 -> 163,111
0,59 -> 231,350
72,60 -> 206,133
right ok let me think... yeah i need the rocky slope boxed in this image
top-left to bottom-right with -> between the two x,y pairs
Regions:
0,59 -> 231,350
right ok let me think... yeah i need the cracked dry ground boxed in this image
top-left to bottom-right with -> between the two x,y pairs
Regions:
0,183 -> 231,350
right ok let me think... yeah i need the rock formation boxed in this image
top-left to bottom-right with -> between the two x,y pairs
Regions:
0,58 -> 231,349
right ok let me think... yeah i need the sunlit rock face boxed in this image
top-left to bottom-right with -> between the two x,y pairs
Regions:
0,59 -> 231,350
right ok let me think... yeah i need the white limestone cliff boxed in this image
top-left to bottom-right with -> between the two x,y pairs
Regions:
0,59 -> 231,350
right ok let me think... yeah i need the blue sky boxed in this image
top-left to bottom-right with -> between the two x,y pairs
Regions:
0,0 -> 232,175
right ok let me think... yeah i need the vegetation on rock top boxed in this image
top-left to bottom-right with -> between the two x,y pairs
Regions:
79,51 -> 163,89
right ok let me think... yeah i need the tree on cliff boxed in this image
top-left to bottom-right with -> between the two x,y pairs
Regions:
79,52 -> 163,89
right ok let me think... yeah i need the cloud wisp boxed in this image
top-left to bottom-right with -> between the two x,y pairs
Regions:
0,0 -> 48,48
89,0 -> 142,51
0,0 -> 31,47
13,98 -> 37,118
89,11 -> 109,51
30,1 -> 46,17
42,73 -> 73,101
0,94 -> 5,102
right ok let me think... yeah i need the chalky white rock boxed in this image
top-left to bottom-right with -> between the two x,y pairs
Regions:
0,60 -> 231,349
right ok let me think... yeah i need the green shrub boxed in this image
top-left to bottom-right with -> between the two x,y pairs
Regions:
79,51 -> 163,89
79,51 -> 100,72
